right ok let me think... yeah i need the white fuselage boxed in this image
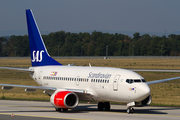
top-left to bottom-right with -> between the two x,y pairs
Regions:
29,66 -> 151,103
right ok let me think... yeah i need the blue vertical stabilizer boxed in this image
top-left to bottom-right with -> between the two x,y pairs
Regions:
26,9 -> 62,66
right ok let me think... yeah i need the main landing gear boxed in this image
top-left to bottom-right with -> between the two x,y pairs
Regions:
55,108 -> 68,112
98,102 -> 110,111
127,107 -> 134,114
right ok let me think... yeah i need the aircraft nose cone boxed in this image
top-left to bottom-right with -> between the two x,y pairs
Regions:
138,84 -> 151,98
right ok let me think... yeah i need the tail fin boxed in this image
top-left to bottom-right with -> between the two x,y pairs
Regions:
26,9 -> 62,67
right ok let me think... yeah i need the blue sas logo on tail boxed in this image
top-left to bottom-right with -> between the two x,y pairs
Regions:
32,50 -> 44,62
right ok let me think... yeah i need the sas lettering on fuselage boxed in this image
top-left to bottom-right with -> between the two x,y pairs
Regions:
88,72 -> 112,79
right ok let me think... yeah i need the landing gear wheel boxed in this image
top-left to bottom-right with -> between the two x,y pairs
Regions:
127,107 -> 134,114
104,102 -> 110,111
131,108 -> 134,113
55,108 -> 62,111
127,108 -> 130,114
62,108 -> 68,112
98,102 -> 104,111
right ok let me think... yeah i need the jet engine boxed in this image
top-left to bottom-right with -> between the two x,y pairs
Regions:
50,91 -> 79,109
135,95 -> 152,106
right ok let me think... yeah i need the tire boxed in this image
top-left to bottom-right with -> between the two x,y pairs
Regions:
55,108 -> 62,111
131,108 -> 134,113
104,102 -> 110,111
98,102 -> 104,111
62,108 -> 68,112
127,108 -> 131,114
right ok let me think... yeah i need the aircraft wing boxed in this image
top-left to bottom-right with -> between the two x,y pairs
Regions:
0,83 -> 56,91
0,67 -> 33,73
130,69 -> 180,72
0,83 -> 94,100
147,76 -> 180,85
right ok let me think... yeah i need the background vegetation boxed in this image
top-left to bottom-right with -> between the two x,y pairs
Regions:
1,31 -> 180,57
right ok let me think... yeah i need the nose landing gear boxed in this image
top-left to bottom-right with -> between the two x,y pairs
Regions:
127,107 -> 134,114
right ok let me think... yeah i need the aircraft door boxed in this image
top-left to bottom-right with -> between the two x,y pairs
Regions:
113,75 -> 120,91
76,76 -> 79,86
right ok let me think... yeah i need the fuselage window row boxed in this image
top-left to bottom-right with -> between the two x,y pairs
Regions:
43,76 -> 109,83
91,79 -> 109,83
43,76 -> 89,82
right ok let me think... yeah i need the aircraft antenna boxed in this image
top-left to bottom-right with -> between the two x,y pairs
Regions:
89,63 -> 91,67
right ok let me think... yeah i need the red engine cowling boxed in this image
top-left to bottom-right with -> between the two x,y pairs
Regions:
50,91 -> 79,109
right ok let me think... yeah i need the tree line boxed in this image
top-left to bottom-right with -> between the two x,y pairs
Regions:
0,31 -> 180,57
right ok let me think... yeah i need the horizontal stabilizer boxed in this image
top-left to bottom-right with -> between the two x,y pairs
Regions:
0,67 -> 34,73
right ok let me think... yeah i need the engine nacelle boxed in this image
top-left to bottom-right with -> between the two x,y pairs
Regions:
50,91 -> 79,109
135,95 -> 152,107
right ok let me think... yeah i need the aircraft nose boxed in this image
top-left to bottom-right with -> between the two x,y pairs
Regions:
138,84 -> 151,98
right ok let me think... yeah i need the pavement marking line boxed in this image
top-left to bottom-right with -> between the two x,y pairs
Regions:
0,104 -> 54,110
105,111 -> 180,118
0,113 -> 91,120
138,113 -> 180,118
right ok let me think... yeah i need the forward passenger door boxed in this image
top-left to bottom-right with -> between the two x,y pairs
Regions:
113,75 -> 120,91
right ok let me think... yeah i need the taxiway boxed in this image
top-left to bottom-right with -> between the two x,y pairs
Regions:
0,100 -> 180,120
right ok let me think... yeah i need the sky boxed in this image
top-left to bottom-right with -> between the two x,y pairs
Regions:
0,0 -> 180,37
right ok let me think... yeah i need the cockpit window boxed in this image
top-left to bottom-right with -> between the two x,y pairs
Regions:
126,79 -> 134,84
142,79 -> 146,82
126,79 -> 146,84
134,79 -> 141,82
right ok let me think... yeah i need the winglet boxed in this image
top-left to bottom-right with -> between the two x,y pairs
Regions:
26,9 -> 62,66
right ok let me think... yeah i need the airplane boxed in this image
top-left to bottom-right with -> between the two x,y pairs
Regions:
1,9 -> 180,114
